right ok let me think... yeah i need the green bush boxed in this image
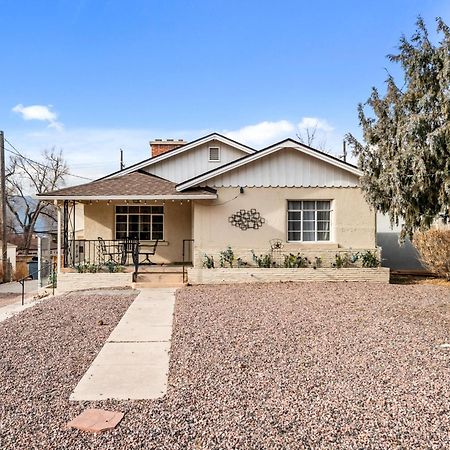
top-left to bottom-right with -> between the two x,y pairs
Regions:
251,250 -> 274,268
283,253 -> 310,268
202,254 -> 215,269
219,246 -> 235,268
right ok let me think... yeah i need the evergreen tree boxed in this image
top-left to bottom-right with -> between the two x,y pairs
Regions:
346,17 -> 450,239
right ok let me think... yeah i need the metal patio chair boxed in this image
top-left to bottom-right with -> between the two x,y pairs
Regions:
138,239 -> 159,265
97,237 -> 124,264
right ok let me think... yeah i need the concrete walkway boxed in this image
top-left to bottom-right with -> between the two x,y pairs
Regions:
70,288 -> 176,401
0,280 -> 41,323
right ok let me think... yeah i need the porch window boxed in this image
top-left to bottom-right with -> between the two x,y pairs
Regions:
287,201 -> 331,242
115,205 -> 164,241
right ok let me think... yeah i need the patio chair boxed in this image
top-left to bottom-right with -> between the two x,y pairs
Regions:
97,237 -> 123,264
121,236 -> 139,265
138,239 -> 159,265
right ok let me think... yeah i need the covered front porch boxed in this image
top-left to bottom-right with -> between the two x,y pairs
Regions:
36,170 -> 217,276
60,199 -> 195,270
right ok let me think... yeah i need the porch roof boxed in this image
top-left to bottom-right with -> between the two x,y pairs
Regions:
37,170 -> 217,201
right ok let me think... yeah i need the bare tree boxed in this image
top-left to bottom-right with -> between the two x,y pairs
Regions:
6,148 -> 68,254
296,125 -> 328,151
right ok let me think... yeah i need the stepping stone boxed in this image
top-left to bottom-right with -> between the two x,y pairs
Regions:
66,408 -> 124,433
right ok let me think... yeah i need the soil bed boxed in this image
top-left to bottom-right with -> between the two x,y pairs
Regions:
1,283 -> 449,449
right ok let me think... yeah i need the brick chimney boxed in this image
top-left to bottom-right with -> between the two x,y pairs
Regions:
150,139 -> 185,157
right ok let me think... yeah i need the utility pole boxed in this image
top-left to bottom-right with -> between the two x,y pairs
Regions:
0,131 -> 8,282
120,148 -> 125,170
342,140 -> 347,163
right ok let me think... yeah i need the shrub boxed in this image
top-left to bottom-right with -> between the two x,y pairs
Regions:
202,254 -> 215,269
14,261 -> 28,281
333,252 -> 356,268
413,228 -> 450,280
75,262 -> 101,273
283,253 -> 310,268
359,250 -> 380,268
251,250 -> 274,268
219,246 -> 235,268
104,261 -> 124,273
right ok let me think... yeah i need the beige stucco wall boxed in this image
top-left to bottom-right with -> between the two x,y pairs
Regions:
79,201 -> 192,264
192,187 -> 376,266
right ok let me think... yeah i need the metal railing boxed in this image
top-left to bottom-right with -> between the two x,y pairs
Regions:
66,239 -> 141,282
182,239 -> 194,283
17,261 -> 57,306
65,239 -> 128,267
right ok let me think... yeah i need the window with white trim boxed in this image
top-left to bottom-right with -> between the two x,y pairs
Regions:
115,205 -> 164,241
287,201 -> 331,242
208,146 -> 220,162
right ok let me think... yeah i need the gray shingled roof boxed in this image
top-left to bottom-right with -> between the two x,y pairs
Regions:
37,171 -> 216,199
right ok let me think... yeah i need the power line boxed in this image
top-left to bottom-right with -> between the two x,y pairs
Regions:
4,138 -> 93,181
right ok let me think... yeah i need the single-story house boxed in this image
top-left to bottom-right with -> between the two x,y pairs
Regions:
37,133 -> 382,284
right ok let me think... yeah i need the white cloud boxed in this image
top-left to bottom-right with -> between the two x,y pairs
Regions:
298,117 -> 334,132
12,104 -> 63,131
8,127 -> 205,183
225,120 -> 295,147
7,117 -> 343,189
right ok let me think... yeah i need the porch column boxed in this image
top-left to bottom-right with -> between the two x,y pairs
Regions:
55,200 -> 62,274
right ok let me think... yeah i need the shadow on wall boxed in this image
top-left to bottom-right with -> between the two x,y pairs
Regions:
377,233 -> 424,270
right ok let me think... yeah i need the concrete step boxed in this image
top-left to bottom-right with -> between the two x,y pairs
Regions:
132,282 -> 185,289
135,272 -> 184,283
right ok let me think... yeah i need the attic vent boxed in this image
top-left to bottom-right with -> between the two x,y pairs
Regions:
209,147 -> 220,162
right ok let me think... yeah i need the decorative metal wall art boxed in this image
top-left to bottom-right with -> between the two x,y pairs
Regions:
228,209 -> 265,230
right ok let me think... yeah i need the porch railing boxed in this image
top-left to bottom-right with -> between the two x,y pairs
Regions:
65,239 -> 131,267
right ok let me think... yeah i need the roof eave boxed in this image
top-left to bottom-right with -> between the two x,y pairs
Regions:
35,193 -> 218,201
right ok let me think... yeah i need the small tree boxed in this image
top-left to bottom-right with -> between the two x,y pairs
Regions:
6,148 -> 68,254
346,17 -> 450,240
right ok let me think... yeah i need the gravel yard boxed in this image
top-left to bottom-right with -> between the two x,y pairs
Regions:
0,283 -> 449,449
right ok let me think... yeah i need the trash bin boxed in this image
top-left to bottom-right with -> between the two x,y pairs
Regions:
27,259 -> 38,279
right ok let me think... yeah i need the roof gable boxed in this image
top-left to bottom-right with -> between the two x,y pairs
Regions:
101,133 -> 256,181
177,139 -> 362,191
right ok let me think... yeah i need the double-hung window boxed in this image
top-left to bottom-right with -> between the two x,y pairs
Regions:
115,205 -> 164,241
287,201 -> 331,242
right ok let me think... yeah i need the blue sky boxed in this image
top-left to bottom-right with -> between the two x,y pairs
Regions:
1,0 -> 449,181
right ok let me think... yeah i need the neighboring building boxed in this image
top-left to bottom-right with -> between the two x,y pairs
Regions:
37,133 -> 377,272
0,241 -> 17,272
376,213 -> 424,270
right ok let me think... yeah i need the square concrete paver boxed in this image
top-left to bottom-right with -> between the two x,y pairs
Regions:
66,408 -> 124,433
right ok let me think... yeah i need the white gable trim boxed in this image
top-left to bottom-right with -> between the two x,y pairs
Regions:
102,133 -> 256,180
176,139 -> 362,191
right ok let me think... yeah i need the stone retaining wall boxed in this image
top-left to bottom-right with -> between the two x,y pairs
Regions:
57,273 -> 133,292
188,267 -> 390,284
